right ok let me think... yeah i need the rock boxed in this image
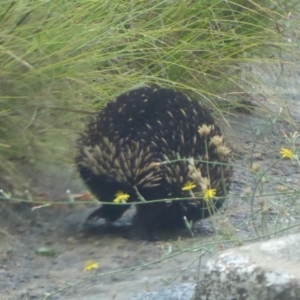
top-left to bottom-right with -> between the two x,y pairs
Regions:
129,283 -> 196,300
194,233 -> 300,300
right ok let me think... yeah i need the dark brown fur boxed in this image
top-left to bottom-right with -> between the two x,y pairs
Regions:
76,87 -> 232,239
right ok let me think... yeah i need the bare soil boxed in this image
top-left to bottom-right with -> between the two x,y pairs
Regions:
1,97 -> 300,300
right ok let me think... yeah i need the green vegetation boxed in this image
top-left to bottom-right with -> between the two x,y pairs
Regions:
1,0 -> 296,186
1,1 -> 300,297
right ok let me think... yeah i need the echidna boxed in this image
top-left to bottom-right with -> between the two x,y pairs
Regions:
76,87 -> 232,238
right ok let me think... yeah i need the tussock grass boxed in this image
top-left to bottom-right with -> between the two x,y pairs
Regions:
1,2 -> 300,297
0,0 -> 298,187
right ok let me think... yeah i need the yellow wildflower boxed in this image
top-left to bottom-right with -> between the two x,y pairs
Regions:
182,181 -> 197,191
203,189 -> 217,201
280,148 -> 294,159
84,260 -> 99,272
113,191 -> 130,203
250,162 -> 260,172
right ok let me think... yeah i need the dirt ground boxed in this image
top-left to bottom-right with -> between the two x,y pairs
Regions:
1,96 -> 300,300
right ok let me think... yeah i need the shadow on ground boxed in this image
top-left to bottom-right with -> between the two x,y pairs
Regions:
1,95 -> 300,299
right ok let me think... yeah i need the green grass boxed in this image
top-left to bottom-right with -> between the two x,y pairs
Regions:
0,0 -> 298,187
1,113 -> 300,298
1,2 -> 300,297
